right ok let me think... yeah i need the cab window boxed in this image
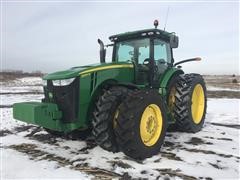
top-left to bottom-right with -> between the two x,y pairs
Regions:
115,38 -> 150,64
154,39 -> 171,64
115,44 -> 134,62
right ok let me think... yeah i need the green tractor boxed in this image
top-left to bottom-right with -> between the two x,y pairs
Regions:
13,20 -> 207,160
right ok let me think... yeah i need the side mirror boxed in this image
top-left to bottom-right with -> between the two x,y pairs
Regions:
170,35 -> 179,48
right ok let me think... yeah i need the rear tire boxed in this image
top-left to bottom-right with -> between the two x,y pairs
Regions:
114,90 -> 167,160
166,74 -> 181,131
173,73 -> 207,132
92,86 -> 130,152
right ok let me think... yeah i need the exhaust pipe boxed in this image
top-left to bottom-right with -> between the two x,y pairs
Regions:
98,39 -> 106,63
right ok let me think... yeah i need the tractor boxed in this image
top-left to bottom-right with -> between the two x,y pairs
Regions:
13,20 -> 207,160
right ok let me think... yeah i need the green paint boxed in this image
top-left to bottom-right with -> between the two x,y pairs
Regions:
12,27 -> 188,132
13,62 -> 134,132
13,102 -> 63,131
78,63 -> 134,127
43,62 -> 133,80
158,68 -> 184,124
159,67 -> 184,96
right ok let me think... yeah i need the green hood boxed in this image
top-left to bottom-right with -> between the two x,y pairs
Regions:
43,62 -> 133,80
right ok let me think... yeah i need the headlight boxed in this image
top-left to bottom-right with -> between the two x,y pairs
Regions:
52,78 -> 75,86
42,80 -> 47,86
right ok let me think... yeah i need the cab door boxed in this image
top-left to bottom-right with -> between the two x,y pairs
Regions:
113,38 -> 151,86
153,39 -> 172,83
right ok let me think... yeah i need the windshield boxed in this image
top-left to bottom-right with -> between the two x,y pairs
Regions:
114,38 -> 150,64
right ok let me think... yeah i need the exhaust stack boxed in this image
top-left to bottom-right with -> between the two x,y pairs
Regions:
98,39 -> 106,63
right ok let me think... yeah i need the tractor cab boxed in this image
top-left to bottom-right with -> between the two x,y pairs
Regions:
102,20 -> 179,86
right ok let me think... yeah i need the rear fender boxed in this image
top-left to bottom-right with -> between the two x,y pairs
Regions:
159,68 -> 184,96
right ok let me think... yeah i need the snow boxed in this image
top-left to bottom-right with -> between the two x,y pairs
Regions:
207,98 -> 240,126
1,86 -> 43,93
13,77 -> 43,86
1,94 -> 43,107
207,86 -> 240,92
1,149 -> 89,180
0,77 -> 240,179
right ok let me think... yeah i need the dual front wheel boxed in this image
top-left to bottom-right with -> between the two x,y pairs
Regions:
92,73 -> 207,160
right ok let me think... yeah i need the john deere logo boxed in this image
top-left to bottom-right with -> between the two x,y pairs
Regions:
48,92 -> 53,99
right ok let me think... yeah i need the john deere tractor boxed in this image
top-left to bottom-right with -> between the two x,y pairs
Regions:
13,20 -> 207,160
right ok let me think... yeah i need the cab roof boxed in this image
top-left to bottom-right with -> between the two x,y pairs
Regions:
109,28 -> 175,42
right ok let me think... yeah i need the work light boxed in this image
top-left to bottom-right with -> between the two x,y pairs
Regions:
52,77 -> 75,86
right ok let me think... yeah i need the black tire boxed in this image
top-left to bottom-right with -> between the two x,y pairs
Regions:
45,128 -> 63,137
92,86 -> 130,152
173,73 -> 207,132
114,90 -> 167,160
166,74 -> 181,131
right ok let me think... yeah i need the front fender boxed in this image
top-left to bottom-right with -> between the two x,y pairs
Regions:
159,68 -> 184,96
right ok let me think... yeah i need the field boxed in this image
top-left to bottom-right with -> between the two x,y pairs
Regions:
0,75 -> 239,179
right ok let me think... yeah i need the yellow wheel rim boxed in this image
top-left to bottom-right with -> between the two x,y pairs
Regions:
168,86 -> 176,115
191,84 -> 205,124
140,104 -> 163,147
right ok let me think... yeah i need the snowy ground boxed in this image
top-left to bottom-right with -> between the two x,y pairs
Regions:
0,77 -> 239,179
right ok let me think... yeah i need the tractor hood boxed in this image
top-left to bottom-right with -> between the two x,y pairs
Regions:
43,62 -> 133,80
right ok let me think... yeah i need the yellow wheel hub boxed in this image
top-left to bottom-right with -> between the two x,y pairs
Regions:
191,84 -> 205,124
140,104 -> 163,146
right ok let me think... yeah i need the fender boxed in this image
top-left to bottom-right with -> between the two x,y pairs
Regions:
159,68 -> 184,96
116,82 -> 139,90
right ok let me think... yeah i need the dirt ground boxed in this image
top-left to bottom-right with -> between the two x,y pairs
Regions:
203,75 -> 240,90
203,75 -> 240,98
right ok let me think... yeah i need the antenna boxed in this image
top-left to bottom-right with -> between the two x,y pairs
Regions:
164,6 -> 170,31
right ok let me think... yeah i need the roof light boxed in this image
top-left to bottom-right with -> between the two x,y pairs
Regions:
148,32 -> 154,35
154,20 -> 159,29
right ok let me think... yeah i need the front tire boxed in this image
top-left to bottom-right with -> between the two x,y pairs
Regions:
174,73 -> 207,132
92,86 -> 130,152
114,90 -> 167,160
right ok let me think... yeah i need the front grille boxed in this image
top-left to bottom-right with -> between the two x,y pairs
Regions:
42,77 -> 79,123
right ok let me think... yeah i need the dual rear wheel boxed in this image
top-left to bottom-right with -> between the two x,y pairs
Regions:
92,73 -> 207,159
168,73 -> 207,132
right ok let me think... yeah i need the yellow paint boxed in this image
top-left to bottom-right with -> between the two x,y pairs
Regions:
140,104 -> 163,147
168,86 -> 176,114
191,84 -> 205,124
79,64 -> 134,75
80,73 -> 90,78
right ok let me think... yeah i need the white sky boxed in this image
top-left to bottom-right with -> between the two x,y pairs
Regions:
1,0 -> 239,75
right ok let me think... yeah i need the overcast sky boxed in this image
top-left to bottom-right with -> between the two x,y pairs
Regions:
1,0 -> 239,75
